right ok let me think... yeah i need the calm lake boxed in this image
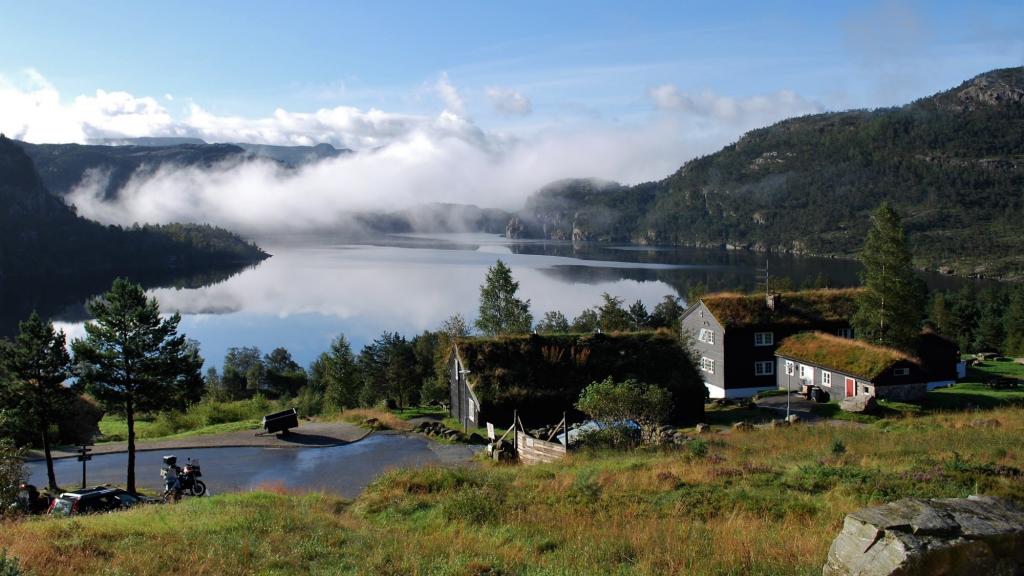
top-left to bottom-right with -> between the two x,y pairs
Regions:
3,233 -> 968,369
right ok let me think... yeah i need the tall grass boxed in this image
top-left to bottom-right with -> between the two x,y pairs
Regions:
4,406 -> 1022,575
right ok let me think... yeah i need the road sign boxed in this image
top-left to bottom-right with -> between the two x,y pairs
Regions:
77,455 -> 92,462
486,422 -> 495,440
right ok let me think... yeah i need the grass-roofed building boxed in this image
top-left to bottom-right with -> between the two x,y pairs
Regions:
446,331 -> 705,428
775,332 -> 941,402
681,288 -> 862,399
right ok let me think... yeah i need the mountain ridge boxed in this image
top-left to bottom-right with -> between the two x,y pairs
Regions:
511,67 -> 1024,280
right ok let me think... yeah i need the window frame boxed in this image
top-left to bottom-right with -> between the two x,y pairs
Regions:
698,328 -> 715,345
754,361 -> 774,376
700,356 -> 715,374
822,371 -> 832,386
893,367 -> 910,377
754,331 -> 775,347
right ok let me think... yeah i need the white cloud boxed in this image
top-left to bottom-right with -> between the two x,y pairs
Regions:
649,84 -> 824,122
0,70 -> 826,234
434,72 -> 465,117
485,86 -> 532,116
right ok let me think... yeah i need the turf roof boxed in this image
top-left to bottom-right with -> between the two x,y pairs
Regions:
775,331 -> 918,380
700,288 -> 862,327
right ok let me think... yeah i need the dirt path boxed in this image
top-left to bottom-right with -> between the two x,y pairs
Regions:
29,420 -> 371,462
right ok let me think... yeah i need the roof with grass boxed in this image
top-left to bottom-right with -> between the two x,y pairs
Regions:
448,331 -> 706,423
775,332 -> 919,380
698,288 -> 862,327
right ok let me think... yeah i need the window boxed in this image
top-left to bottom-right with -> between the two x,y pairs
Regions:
754,332 -> 774,346
837,327 -> 853,339
467,398 -> 476,422
784,360 -> 795,376
698,328 -> 715,345
893,367 -> 910,376
822,371 -> 832,386
700,357 -> 715,374
755,361 -> 774,376
798,364 -> 813,379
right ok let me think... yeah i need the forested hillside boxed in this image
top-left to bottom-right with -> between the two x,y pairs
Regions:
0,135 -> 268,277
513,67 -> 1024,279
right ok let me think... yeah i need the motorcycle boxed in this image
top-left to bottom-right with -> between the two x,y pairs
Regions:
161,455 -> 207,501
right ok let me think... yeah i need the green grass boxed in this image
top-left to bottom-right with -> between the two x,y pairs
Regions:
390,406 -> 449,420
5,405 -> 1023,575
95,397 -> 286,443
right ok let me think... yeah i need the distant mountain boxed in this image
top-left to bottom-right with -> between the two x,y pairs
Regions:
0,135 -> 268,278
512,67 -> 1024,280
19,141 -> 247,200
19,139 -> 354,200
234,142 -> 352,167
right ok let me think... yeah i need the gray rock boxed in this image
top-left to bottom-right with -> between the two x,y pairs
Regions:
695,423 -> 711,434
785,414 -> 801,425
822,496 -> 1024,576
840,395 -> 878,414
732,421 -> 755,432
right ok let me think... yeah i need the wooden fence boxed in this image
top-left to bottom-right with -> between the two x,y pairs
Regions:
513,412 -> 568,465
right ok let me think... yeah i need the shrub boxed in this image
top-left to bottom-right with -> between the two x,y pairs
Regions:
831,439 -> 847,455
0,440 -> 26,515
576,377 -> 672,444
688,438 -> 709,459
0,550 -> 22,576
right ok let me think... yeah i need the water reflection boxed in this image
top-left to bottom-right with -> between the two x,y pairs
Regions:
3,233 -> 979,370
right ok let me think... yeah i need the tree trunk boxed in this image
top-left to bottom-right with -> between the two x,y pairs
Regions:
42,427 -> 58,492
126,399 -> 136,494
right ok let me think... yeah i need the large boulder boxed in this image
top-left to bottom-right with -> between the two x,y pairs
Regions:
840,395 -> 878,414
822,496 -> 1024,576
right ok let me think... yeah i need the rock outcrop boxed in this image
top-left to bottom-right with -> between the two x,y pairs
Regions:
840,395 -> 877,414
822,496 -> 1024,576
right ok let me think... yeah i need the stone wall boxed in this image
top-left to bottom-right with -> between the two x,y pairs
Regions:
823,496 -> 1024,576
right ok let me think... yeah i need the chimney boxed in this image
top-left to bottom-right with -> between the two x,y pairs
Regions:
766,292 -> 780,311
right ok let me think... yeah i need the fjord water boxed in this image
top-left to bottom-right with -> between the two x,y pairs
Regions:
5,233 -> 962,369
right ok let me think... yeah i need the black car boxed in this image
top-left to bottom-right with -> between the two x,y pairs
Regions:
48,486 -> 142,515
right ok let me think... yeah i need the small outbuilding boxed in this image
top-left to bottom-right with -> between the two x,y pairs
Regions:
447,331 -> 707,429
775,332 -> 932,402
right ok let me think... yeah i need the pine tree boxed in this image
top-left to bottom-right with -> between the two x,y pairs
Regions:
628,300 -> 650,331
4,312 -> 74,491
1003,286 -> 1024,356
475,260 -> 532,336
598,293 -> 631,332
71,279 -> 203,494
851,203 -> 927,350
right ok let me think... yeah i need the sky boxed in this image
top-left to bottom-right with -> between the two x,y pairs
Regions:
0,0 -> 1022,223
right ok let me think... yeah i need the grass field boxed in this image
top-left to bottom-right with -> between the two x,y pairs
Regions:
5,402 -> 1022,576
96,397 -> 288,443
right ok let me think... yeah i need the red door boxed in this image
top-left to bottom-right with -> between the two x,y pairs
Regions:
845,377 -> 855,398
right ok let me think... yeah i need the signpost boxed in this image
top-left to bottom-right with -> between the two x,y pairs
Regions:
77,445 -> 93,489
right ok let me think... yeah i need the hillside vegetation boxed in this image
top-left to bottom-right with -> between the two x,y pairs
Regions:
0,135 -> 268,277
3,404 -> 1022,576
514,67 -> 1024,279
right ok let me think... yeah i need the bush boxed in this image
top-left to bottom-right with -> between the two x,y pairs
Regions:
0,550 -> 22,576
688,438 -> 709,459
831,439 -> 847,455
576,377 -> 672,445
0,440 -> 26,515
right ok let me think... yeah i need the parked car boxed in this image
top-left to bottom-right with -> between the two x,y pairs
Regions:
48,486 -> 143,516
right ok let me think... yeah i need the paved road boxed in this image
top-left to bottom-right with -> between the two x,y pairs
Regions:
28,432 -> 481,499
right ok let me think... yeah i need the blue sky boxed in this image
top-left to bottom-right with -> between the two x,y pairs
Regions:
2,0 -> 1021,126
0,1 -> 1022,222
